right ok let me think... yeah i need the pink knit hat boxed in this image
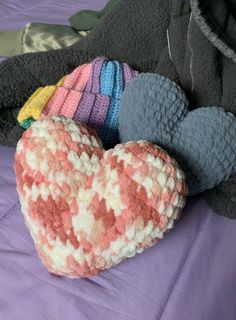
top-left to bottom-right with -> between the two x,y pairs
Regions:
18,57 -> 138,146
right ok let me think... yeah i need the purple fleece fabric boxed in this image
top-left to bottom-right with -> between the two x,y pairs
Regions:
1,146 -> 236,320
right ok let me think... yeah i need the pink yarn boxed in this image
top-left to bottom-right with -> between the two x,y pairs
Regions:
15,116 -> 187,278
63,63 -> 91,90
42,64 -> 91,118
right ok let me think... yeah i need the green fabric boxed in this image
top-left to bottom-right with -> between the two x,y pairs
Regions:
22,23 -> 87,53
0,29 -> 23,56
21,118 -> 34,129
69,0 -> 119,31
0,23 -> 88,57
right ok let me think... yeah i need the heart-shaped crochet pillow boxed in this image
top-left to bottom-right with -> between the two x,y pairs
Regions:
15,116 -> 187,278
119,74 -> 236,196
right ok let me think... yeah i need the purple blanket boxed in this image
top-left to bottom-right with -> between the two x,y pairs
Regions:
1,146 -> 236,319
1,0 -> 236,318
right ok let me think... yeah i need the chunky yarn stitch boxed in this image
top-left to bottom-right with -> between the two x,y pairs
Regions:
15,116 -> 187,278
119,73 -> 236,196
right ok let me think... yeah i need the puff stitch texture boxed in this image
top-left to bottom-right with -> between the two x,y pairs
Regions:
14,116 -> 187,278
119,73 -> 236,196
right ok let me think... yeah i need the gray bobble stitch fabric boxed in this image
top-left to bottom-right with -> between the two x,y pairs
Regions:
119,73 -> 236,197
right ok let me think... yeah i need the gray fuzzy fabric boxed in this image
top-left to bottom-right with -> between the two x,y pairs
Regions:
119,74 -> 236,218
191,0 -> 236,64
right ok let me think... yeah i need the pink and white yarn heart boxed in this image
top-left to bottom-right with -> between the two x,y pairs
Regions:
15,116 -> 187,278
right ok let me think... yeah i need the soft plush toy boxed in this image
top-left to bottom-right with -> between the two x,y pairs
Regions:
18,57 -> 138,146
15,116 -> 187,278
119,73 -> 236,198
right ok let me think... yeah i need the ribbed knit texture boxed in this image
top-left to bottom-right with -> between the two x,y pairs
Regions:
18,57 -> 138,146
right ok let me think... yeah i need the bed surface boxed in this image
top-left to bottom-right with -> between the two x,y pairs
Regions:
0,0 -> 236,319
1,148 -> 236,320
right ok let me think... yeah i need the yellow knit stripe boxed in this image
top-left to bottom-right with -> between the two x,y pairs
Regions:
17,86 -> 56,123
17,76 -> 66,124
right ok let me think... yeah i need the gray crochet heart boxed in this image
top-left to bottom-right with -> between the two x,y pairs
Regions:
119,73 -> 236,195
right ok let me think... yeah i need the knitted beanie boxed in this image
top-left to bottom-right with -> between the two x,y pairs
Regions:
18,57 -> 138,146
